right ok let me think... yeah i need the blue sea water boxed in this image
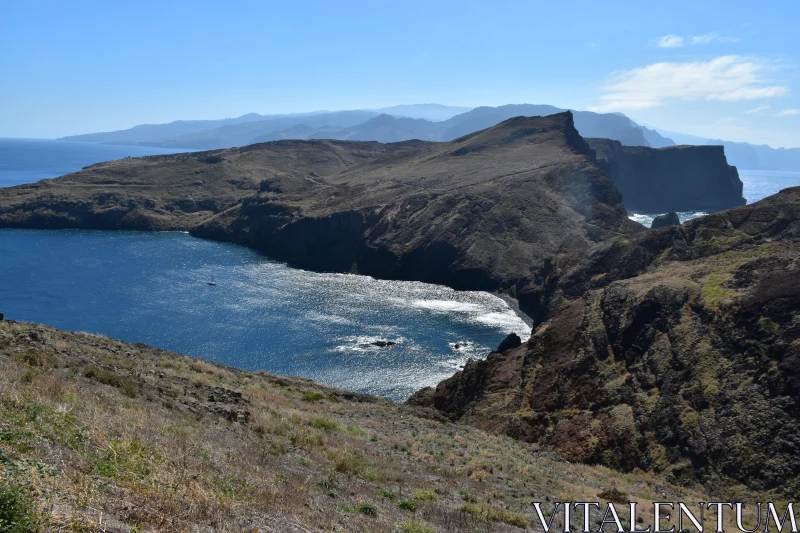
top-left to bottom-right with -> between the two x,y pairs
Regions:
0,139 -> 528,401
0,138 -> 191,187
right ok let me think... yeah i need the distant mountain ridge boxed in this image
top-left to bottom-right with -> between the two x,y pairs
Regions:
62,103 -> 800,171
60,104 -> 674,152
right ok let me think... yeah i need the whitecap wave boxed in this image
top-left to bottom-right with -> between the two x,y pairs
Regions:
409,299 -> 483,313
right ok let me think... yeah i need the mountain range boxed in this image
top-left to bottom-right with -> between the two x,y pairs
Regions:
59,103 -> 800,171
60,104 -> 667,149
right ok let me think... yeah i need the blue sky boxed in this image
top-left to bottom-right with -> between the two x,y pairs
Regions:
2,0 -> 799,147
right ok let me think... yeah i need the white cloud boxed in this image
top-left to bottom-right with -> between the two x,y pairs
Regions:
744,105 -> 769,114
657,34 -> 685,48
777,109 -> 800,116
588,56 -> 788,112
691,32 -> 741,45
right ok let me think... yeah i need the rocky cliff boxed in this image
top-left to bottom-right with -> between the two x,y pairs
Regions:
410,187 -> 800,494
588,138 -> 746,213
0,112 -> 641,293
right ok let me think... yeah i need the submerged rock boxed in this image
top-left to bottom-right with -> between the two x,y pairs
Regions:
650,211 -> 680,229
362,340 -> 396,348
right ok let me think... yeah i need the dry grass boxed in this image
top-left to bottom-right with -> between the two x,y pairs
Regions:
0,320 -> 767,532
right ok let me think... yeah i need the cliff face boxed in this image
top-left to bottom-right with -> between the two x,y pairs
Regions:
588,138 -> 746,213
0,112 -> 641,293
409,187 -> 800,493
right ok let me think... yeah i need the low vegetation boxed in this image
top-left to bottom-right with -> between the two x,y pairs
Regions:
0,320 -> 765,531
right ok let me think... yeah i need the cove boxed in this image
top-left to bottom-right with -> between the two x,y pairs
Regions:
0,228 -> 530,401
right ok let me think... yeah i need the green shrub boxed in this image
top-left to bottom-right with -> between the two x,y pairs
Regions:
85,365 -> 136,396
332,450 -> 364,476
357,503 -> 378,516
412,489 -> 437,502
316,475 -> 337,497
0,480 -> 47,532
121,380 -> 137,398
459,503 -> 529,529
289,428 -> 325,449
397,520 -> 435,533
377,489 -> 396,500
14,350 -> 51,368
398,500 -> 417,512
309,416 -> 339,433
345,425 -> 365,436
301,391 -> 326,402
317,477 -> 336,491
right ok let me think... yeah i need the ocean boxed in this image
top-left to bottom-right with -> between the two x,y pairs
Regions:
0,139 -> 528,401
0,138 -> 188,187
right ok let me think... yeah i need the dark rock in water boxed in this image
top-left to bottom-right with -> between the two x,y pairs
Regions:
0,313 -> 3,321
496,332 -> 522,353
588,138 -> 745,212
363,340 -> 396,348
650,212 -> 680,229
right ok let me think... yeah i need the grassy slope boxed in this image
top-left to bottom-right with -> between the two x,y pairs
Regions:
0,319 -> 754,533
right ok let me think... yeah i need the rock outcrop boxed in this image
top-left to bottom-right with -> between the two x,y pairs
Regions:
650,212 -> 680,229
495,333 -> 522,353
588,138 -> 746,213
409,187 -> 800,494
0,112 -> 641,294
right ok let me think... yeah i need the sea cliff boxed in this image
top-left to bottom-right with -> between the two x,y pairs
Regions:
588,138 -> 746,212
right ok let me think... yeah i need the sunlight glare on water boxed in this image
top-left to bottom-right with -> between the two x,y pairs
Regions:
0,229 -> 530,401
